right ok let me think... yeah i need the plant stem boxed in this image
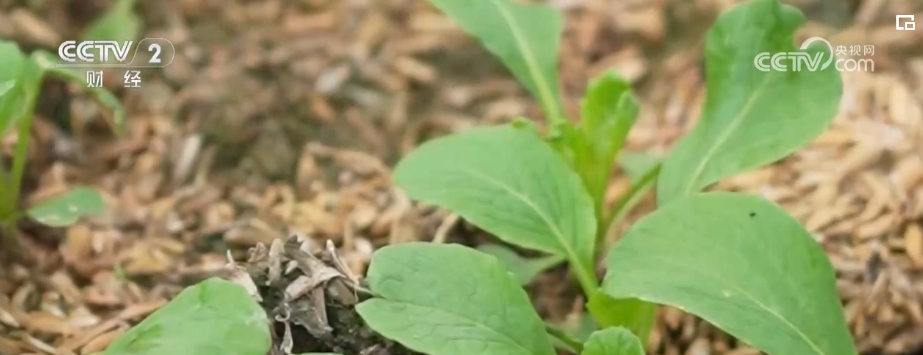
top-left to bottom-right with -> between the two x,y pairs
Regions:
572,258 -> 599,302
596,163 -> 661,251
545,324 -> 583,353
9,101 -> 34,212
593,197 -> 607,256
584,163 -> 661,346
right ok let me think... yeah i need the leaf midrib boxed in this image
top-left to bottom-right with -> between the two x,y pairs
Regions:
461,168 -> 583,265
678,72 -> 772,198
488,0 -> 560,120
611,253 -> 830,355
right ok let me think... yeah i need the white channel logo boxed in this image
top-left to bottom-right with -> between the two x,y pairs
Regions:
55,38 -> 175,68
754,37 -> 873,72
896,15 -> 915,30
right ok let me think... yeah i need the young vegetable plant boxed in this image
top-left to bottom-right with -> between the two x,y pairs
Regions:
352,0 -> 857,354
87,1 -> 853,354
0,40 -> 125,243
0,0 -> 136,243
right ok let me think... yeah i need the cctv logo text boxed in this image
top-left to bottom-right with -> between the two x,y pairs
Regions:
58,41 -> 133,63
754,37 -> 874,72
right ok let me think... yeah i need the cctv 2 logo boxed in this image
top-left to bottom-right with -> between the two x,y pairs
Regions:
56,38 -> 176,68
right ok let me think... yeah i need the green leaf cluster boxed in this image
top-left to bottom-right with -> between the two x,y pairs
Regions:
355,0 -> 857,354
94,0 -> 856,354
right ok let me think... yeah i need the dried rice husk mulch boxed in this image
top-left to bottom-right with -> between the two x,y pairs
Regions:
0,0 -> 922,354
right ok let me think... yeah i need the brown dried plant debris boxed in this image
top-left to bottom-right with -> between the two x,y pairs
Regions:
239,234 -> 421,355
1,0 -> 922,355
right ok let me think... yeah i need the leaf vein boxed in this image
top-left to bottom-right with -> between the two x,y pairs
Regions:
488,0 -> 560,120
680,80 -> 769,197
621,254 -> 827,355
460,167 -> 579,263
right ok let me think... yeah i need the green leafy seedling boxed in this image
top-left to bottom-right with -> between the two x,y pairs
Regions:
354,0 -> 857,354
102,278 -> 271,355
0,42 -> 105,241
0,41 -> 103,239
0,1 -> 135,242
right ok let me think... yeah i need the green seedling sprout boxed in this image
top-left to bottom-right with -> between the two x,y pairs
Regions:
97,0 -> 858,354
0,0 -> 133,244
0,44 -> 122,245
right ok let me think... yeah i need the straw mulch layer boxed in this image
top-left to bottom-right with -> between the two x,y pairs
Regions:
0,0 -> 922,354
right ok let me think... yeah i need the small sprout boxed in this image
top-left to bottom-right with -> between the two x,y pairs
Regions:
0,31 -> 126,232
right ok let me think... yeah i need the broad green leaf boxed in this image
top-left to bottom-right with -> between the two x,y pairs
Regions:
27,187 -> 104,227
0,80 -> 14,97
477,243 -> 565,285
393,125 -> 597,290
426,0 -> 564,122
32,51 -> 127,134
0,41 -> 27,82
103,277 -> 271,355
357,243 -> 555,355
601,192 -> 856,355
581,327 -> 644,355
656,0 -> 842,205
83,0 -> 141,43
573,71 -> 640,212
